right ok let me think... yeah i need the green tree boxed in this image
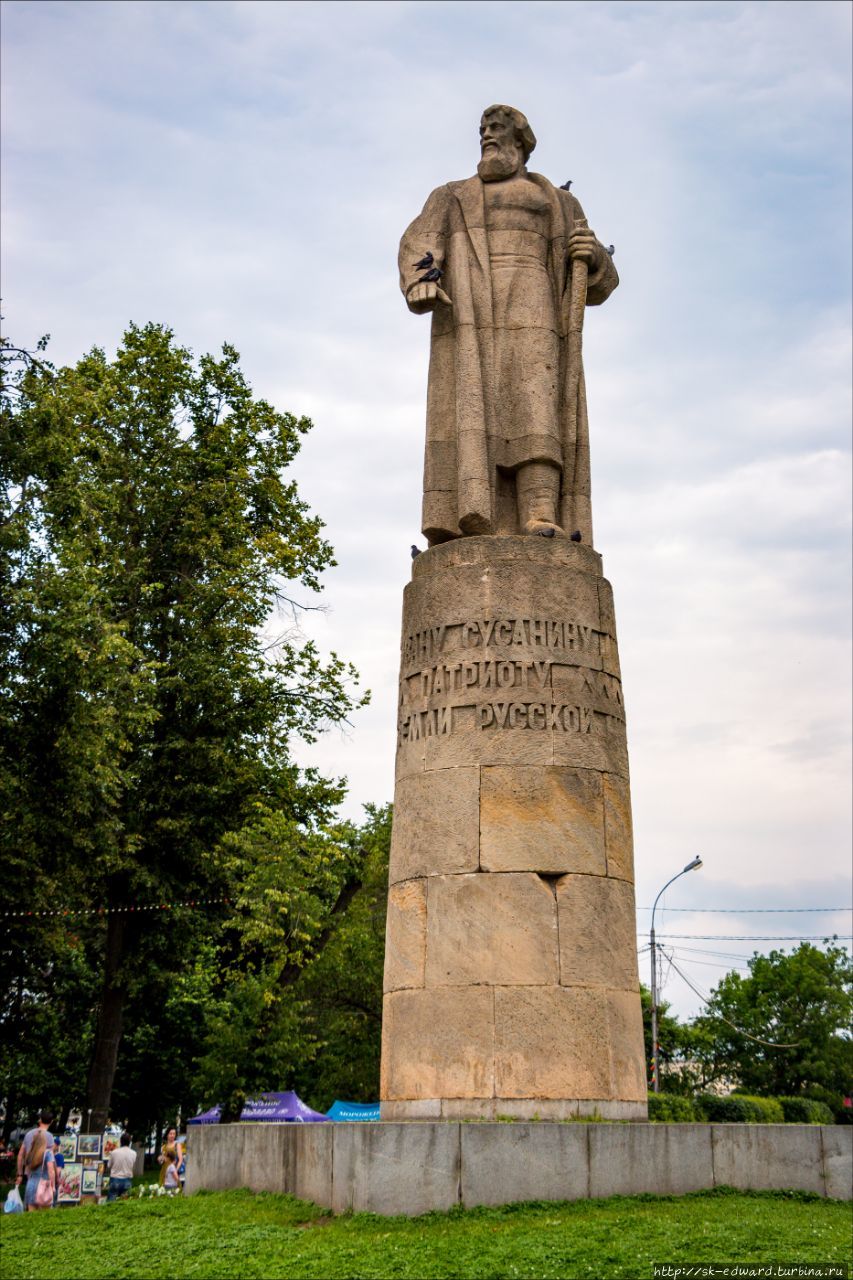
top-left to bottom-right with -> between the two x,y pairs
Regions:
292,803 -> 390,1107
191,803 -> 390,1117
1,323 -> 367,1129
107,935 -> 223,1137
689,943 -> 852,1104
0,918 -> 100,1137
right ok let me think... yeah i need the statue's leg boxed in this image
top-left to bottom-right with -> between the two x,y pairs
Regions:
516,461 -> 564,535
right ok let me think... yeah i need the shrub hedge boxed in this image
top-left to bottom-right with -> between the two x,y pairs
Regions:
777,1096 -> 835,1125
647,1093 -> 835,1123
694,1094 -> 785,1123
647,1094 -> 699,1122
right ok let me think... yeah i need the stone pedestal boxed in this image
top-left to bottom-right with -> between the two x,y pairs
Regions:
380,536 -> 647,1120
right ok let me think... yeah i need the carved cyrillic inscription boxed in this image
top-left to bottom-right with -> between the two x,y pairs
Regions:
478,703 -> 593,732
403,626 -> 448,665
398,706 -> 453,743
460,618 -> 593,650
414,658 -> 553,698
402,616 -> 613,675
397,614 -> 625,746
397,701 -> 597,743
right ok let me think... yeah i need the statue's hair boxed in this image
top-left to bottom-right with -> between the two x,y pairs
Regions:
481,104 -> 537,161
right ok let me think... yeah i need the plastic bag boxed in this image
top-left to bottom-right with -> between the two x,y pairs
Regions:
4,1186 -> 23,1214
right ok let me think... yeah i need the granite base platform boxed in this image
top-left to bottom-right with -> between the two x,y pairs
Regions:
185,1122 -> 852,1216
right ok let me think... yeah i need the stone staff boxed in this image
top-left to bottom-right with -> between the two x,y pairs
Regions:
560,217 -> 590,539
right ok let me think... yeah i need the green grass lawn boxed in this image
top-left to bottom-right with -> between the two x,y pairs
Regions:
1,1187 -> 850,1280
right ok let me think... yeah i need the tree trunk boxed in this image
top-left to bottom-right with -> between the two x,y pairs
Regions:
3,973 -> 25,1141
2,1092 -> 16,1143
85,910 -> 127,1131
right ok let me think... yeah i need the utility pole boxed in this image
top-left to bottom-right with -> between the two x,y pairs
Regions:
650,856 -> 703,1093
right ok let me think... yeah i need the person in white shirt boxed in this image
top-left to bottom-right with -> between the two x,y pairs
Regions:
106,1133 -> 136,1200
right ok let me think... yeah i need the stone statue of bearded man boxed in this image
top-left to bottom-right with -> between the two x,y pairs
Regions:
399,105 -> 618,545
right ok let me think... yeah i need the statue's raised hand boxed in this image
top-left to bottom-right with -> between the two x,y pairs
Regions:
406,280 -> 453,314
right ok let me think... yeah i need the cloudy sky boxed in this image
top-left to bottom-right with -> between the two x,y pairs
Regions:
3,0 -> 851,1018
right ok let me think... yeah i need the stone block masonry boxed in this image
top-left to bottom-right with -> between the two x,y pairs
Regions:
381,535 -> 646,1120
185,1124 -> 853,1216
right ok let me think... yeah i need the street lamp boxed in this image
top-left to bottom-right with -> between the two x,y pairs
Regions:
650,856 -> 702,1094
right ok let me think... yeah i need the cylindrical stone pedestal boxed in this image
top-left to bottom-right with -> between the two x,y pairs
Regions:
380,536 -> 647,1120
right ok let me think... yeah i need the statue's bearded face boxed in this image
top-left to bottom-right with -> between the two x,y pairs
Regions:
477,112 -> 524,182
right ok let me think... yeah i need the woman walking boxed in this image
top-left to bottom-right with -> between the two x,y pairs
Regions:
21,1129 -> 56,1211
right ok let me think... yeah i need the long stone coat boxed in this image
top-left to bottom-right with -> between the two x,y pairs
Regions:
399,174 -> 618,544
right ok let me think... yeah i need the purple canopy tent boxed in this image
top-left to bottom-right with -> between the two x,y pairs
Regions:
188,1105 -> 222,1125
239,1092 -> 328,1123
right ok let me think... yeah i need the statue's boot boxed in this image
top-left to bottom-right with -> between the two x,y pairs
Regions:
524,519 -> 561,537
517,461 -> 564,536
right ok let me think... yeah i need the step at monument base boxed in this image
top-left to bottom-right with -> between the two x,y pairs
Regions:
380,1098 -> 646,1121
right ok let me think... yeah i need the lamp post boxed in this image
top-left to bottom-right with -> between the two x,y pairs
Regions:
650,856 -> 702,1094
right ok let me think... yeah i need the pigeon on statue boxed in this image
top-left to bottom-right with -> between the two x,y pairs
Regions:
411,545 -> 421,559
559,180 -> 572,190
570,530 -> 582,542
413,252 -> 434,271
418,267 -> 443,284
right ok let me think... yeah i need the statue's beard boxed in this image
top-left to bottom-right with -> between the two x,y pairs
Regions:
477,145 -> 522,182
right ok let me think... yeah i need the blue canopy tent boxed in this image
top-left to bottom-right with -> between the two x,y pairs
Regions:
326,1101 -> 381,1122
188,1105 -> 222,1125
239,1091 -> 328,1123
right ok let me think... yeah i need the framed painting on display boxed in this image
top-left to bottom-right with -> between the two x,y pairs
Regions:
58,1133 -> 78,1161
57,1163 -> 82,1203
77,1134 -> 102,1158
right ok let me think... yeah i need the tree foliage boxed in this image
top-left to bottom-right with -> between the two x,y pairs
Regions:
689,943 -> 852,1106
0,322 -> 368,1132
291,803 -> 390,1106
640,985 -> 685,1073
643,943 -> 852,1108
192,803 -> 390,1118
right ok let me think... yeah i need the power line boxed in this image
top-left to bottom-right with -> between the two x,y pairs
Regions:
668,944 -> 758,960
637,906 -> 849,913
649,934 -> 851,941
666,956 -> 799,1048
669,954 -> 751,972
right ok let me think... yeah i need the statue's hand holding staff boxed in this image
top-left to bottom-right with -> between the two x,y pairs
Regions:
567,225 -> 602,270
406,280 -> 453,314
